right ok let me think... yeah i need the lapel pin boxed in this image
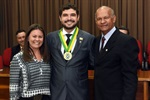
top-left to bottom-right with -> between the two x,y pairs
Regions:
105,49 -> 108,52
79,37 -> 83,43
79,37 -> 83,40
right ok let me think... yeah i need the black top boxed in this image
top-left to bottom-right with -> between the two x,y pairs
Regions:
11,44 -> 21,61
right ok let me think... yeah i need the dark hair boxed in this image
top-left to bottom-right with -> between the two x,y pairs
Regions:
23,24 -> 49,62
59,3 -> 79,16
16,29 -> 26,35
119,26 -> 130,35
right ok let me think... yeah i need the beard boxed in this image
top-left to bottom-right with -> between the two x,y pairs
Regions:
62,20 -> 78,30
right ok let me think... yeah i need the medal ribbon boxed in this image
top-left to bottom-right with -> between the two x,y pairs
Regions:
59,27 -> 79,52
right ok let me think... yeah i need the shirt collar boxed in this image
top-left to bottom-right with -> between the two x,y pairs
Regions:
62,28 -> 76,35
102,26 -> 116,41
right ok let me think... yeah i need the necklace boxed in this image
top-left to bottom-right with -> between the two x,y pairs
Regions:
33,57 -> 43,75
39,68 -> 43,75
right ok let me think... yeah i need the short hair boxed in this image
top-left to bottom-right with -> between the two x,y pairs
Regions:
95,6 -> 115,20
59,3 -> 79,16
16,29 -> 26,35
119,26 -> 130,35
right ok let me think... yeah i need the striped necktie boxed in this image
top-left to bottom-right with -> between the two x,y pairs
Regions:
100,36 -> 105,50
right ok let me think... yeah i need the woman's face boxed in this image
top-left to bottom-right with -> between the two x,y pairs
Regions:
28,29 -> 44,50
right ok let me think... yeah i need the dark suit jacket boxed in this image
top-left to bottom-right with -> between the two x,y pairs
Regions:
11,44 -> 21,61
94,28 -> 139,100
47,29 -> 95,100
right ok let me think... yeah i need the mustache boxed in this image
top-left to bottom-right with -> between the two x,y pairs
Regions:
64,20 -> 75,23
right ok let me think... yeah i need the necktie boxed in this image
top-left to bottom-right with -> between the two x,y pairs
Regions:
64,34 -> 72,61
66,34 -> 72,45
100,36 -> 105,50
64,34 -> 72,53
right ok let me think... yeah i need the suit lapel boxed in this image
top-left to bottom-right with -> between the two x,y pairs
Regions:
56,32 -> 67,63
68,30 -> 83,62
56,30 -> 83,63
98,30 -> 119,59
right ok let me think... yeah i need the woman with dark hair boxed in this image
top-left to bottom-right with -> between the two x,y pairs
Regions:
10,24 -> 51,100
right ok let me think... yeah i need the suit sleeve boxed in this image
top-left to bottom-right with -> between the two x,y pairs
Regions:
88,35 -> 95,70
121,37 -> 139,100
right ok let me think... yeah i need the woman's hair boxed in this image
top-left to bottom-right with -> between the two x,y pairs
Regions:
23,24 -> 49,62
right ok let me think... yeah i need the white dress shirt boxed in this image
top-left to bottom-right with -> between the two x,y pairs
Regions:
61,28 -> 77,54
99,27 -> 116,51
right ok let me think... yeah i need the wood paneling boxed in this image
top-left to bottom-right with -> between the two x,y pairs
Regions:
0,68 -> 149,100
0,67 -> 9,100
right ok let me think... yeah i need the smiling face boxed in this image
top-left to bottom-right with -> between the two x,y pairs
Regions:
16,32 -> 26,47
59,8 -> 79,32
28,29 -> 44,51
95,6 -> 116,35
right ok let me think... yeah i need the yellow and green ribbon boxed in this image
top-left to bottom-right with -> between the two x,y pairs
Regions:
59,27 -> 79,52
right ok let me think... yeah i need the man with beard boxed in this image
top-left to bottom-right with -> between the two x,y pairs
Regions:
47,3 -> 95,100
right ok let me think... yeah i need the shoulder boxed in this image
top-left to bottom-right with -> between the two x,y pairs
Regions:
119,32 -> 136,43
11,52 -> 23,65
115,31 -> 138,49
46,30 -> 60,45
114,28 -> 136,42
12,44 -> 20,50
79,29 -> 95,38
13,52 -> 23,60
47,30 -> 59,37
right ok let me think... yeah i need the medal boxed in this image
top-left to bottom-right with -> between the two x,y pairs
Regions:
64,52 -> 72,60
59,27 -> 79,61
